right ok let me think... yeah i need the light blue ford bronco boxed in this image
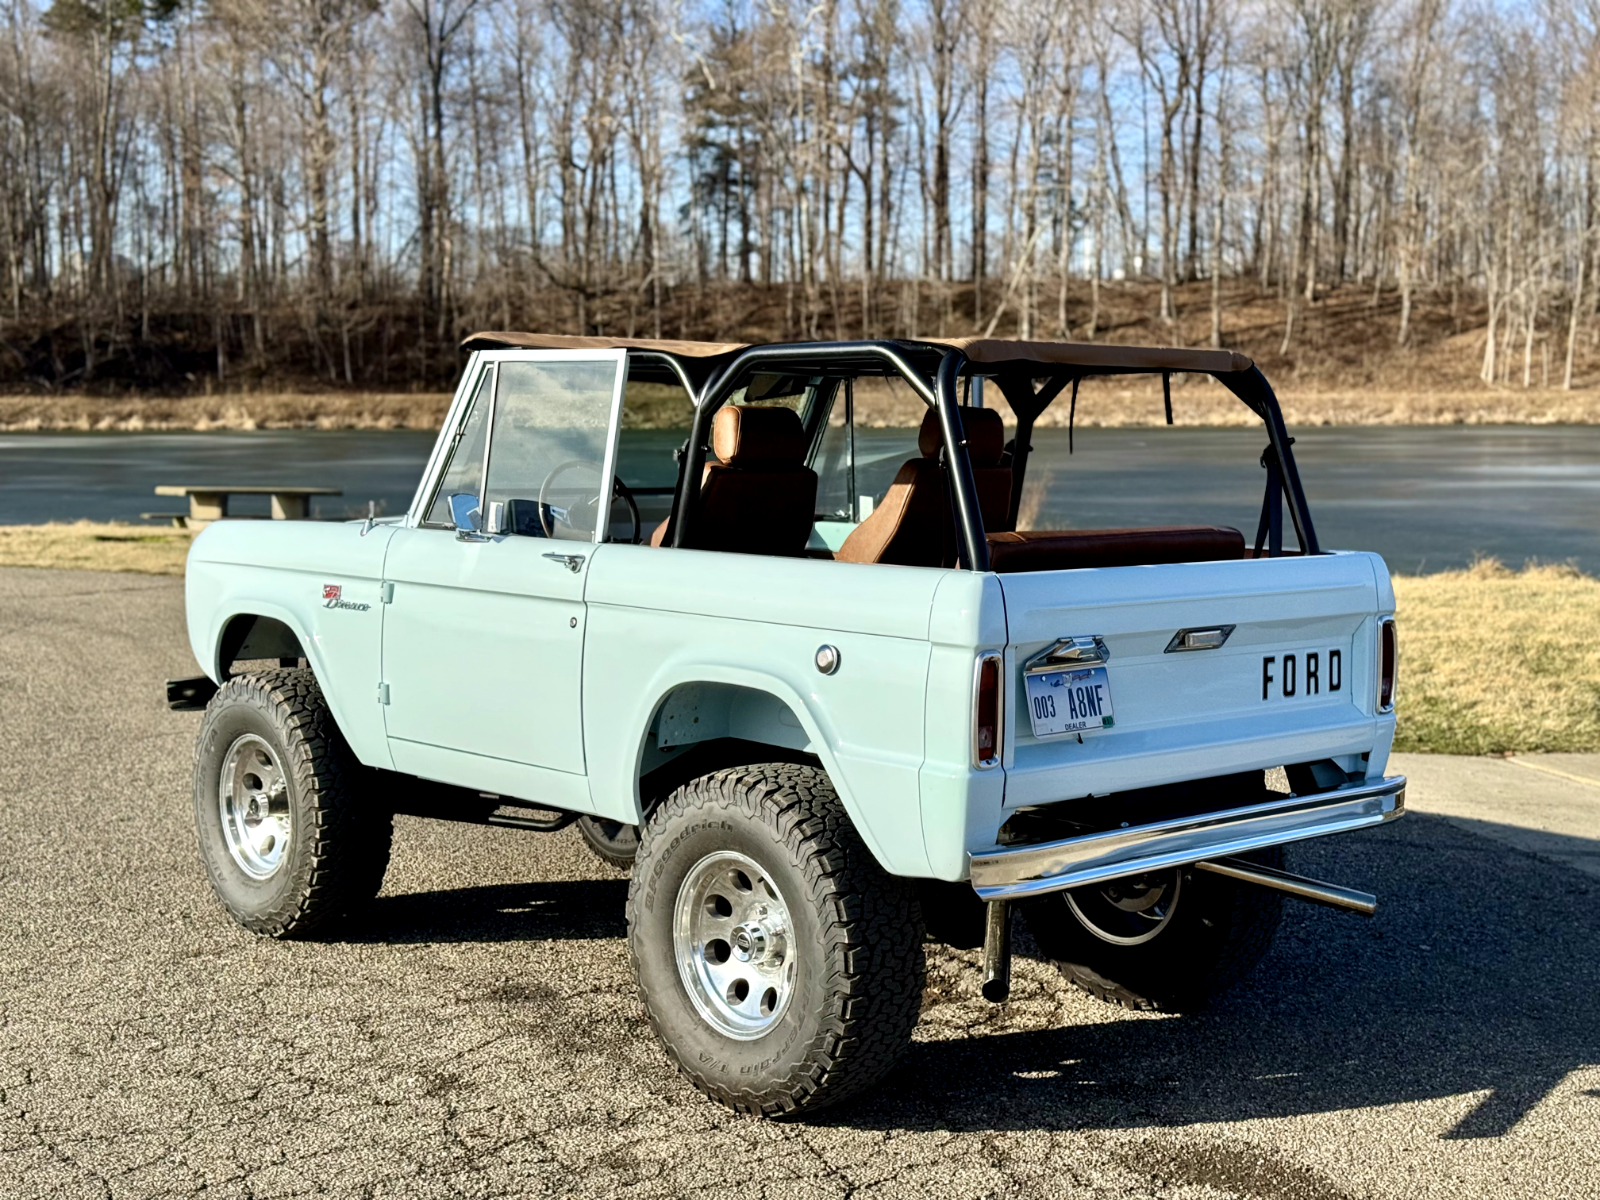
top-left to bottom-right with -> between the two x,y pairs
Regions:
171,334 -> 1403,1116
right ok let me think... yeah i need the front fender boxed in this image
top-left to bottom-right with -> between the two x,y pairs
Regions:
184,521 -> 395,770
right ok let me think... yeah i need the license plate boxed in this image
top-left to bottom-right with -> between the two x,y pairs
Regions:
1025,666 -> 1115,738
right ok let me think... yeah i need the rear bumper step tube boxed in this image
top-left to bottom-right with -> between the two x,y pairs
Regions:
1194,857 -> 1377,916
969,775 -> 1405,902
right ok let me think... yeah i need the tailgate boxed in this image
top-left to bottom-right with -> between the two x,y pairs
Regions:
999,552 -> 1389,807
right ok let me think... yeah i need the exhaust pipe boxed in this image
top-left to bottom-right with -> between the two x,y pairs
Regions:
1195,857 -> 1377,916
981,899 -> 1012,1002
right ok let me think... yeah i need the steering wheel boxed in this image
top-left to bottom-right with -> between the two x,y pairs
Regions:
536,460 -> 641,544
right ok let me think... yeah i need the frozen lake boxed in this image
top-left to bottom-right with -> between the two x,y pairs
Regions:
2,425 -> 1595,575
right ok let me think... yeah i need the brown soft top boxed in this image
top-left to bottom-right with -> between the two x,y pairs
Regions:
460,331 -> 1253,374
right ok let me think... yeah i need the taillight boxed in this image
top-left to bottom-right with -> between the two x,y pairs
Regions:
974,651 -> 1003,769
1377,617 -> 1398,713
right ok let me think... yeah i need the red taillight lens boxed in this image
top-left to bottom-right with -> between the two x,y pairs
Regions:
1378,617 -> 1398,712
974,652 -> 1002,767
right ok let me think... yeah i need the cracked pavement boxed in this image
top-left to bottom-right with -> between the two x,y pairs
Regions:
1,565 -> 1597,1198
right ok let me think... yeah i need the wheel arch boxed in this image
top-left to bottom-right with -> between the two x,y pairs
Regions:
217,612 -> 306,676
613,670 -> 927,877
205,606 -> 377,769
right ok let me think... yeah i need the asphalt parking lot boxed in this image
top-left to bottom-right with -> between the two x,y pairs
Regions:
2,565 -> 1597,1199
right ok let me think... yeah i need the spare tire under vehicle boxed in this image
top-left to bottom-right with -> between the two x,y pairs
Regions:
1024,845 -> 1287,1012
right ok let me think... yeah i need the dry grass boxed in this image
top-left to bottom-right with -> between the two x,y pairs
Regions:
3,525 -> 1593,755
0,522 -> 193,576
0,392 -> 453,432
6,380 -> 1592,433
1393,561 -> 1600,755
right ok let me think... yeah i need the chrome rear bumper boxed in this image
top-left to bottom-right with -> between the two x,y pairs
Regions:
969,775 -> 1406,901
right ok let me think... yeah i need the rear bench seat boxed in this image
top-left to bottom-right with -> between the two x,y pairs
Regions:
985,526 -> 1246,573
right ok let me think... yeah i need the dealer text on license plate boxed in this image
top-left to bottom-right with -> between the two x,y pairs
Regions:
1025,666 -> 1114,738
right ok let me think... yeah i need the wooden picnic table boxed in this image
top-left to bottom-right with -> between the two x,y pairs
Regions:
151,485 -> 343,529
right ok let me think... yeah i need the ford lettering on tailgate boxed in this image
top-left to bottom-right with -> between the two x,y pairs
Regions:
1263,649 -> 1342,701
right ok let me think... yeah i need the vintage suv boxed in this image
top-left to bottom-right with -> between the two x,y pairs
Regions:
172,333 -> 1403,1117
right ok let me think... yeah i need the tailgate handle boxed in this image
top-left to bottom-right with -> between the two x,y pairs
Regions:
1027,636 -> 1109,674
1165,625 -> 1236,653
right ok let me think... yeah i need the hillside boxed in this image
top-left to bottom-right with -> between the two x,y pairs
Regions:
5,279 -> 1597,430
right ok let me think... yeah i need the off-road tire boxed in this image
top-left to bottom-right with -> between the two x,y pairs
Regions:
193,669 -> 392,938
575,815 -> 639,870
1024,845 -> 1286,1012
626,763 -> 924,1116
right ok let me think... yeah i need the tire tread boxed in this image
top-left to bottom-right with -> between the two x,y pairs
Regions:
194,669 -> 390,938
626,763 -> 923,1116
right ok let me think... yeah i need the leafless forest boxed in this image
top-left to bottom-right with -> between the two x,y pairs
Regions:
0,0 -> 1594,394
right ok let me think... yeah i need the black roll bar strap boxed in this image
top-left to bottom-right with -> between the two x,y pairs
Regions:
1217,366 -> 1320,556
995,373 -> 1071,533
1253,444 -> 1284,558
935,350 -> 990,572
668,341 -> 939,549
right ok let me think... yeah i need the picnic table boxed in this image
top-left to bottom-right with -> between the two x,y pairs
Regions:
148,485 -> 343,529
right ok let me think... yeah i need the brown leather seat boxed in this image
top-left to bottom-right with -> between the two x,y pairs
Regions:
649,404 -> 818,556
985,526 -> 1246,573
836,406 -> 1012,567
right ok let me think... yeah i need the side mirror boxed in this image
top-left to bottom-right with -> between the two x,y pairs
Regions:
448,492 -> 480,533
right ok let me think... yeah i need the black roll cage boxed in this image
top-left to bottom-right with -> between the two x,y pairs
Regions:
641,340 -> 1320,570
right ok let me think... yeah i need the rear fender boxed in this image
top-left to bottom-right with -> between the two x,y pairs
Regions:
611,668 -> 932,878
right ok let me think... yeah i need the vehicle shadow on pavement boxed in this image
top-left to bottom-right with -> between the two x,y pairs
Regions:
832,814 -> 1600,1141
344,878 -> 629,944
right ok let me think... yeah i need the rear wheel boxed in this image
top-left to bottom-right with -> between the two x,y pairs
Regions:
627,763 -> 924,1116
193,670 -> 391,938
1024,846 -> 1285,1012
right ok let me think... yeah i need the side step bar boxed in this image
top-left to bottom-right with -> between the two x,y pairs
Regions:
969,775 -> 1405,902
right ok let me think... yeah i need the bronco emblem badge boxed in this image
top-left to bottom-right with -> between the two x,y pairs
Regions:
322,583 -> 370,612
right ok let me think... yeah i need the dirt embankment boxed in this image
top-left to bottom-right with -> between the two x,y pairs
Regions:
8,279 -> 1600,430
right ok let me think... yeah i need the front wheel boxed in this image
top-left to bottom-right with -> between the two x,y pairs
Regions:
193,670 -> 391,938
1024,846 -> 1286,1012
627,764 -> 924,1116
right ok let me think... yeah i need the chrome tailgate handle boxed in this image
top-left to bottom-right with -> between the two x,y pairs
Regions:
1026,635 -> 1109,673
542,552 -> 586,573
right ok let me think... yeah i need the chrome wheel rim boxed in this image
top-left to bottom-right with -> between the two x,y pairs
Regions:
672,850 -> 796,1040
218,734 -> 291,880
1067,869 -> 1182,946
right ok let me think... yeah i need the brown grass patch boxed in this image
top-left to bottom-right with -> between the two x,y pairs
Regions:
0,392 -> 452,432
0,521 -> 193,575
5,379 -> 1593,432
1394,561 -> 1600,754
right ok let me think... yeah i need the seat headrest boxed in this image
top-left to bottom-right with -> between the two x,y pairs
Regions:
918,406 -> 1005,468
712,404 -> 808,465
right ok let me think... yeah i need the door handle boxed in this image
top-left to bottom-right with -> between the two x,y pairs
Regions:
542,552 -> 586,573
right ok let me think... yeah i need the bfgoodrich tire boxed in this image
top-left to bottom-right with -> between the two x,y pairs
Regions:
193,669 -> 391,938
1024,846 -> 1286,1012
627,764 -> 924,1116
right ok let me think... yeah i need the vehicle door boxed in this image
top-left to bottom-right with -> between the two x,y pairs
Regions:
380,350 -> 627,786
